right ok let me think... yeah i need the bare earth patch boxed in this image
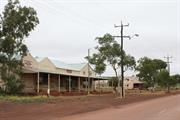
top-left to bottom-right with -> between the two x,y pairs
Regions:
0,91 -> 180,120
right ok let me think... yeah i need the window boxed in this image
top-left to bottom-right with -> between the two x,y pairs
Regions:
24,60 -> 32,68
83,71 -> 86,75
66,70 -> 72,73
89,71 -> 92,76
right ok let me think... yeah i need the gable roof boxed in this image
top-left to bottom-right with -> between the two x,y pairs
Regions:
34,56 -> 87,71
34,56 -> 45,62
50,59 -> 87,71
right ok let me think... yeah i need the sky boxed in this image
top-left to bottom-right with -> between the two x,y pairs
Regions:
0,0 -> 180,76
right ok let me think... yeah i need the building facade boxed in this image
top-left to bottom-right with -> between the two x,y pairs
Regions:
124,76 -> 143,89
0,53 -> 99,94
94,76 -> 143,90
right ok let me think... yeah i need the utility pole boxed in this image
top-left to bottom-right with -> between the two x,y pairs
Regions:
164,55 -> 172,74
87,48 -> 90,94
114,21 -> 138,98
164,55 -> 172,93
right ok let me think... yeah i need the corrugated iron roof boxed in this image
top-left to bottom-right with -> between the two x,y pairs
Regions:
50,59 -> 87,71
34,56 -> 87,71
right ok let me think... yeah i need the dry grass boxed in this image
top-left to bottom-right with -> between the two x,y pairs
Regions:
0,95 -> 57,103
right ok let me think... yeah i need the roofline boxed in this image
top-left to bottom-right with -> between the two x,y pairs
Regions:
23,67 -> 100,79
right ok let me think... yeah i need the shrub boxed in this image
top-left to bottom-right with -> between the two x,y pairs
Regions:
4,74 -> 24,95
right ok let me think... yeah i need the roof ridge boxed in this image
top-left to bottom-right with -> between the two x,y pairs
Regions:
32,55 -> 87,71
49,58 -> 86,71
49,58 -> 87,65
68,62 -> 87,65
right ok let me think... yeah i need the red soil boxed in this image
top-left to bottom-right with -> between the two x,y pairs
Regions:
0,91 -> 180,120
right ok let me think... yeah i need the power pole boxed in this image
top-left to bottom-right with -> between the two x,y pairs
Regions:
164,55 -> 172,74
114,21 -> 138,98
87,48 -> 90,94
164,55 -> 172,93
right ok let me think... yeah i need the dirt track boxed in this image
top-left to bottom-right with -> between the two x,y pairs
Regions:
61,94 -> 180,120
0,92 -> 180,120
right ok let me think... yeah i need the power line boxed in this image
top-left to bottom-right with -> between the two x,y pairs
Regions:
28,0 -> 111,32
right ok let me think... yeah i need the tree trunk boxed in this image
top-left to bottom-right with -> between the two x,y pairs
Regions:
98,75 -> 101,96
114,68 -> 121,97
167,86 -> 170,93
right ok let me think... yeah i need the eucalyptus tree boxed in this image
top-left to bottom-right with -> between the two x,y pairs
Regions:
136,57 -> 167,91
108,77 -> 118,91
170,74 -> 180,89
86,53 -> 106,94
86,34 -> 136,97
156,69 -> 170,92
0,0 -> 39,94
156,70 -> 180,92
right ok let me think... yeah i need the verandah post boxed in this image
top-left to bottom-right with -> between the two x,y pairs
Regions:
47,74 -> 50,96
69,76 -> 71,92
37,72 -> 40,93
78,77 -> 81,92
58,74 -> 61,93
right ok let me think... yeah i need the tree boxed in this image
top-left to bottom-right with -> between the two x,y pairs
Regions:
170,74 -> 180,89
108,77 -> 118,91
153,59 -> 167,71
86,53 -> 106,76
124,54 -> 136,71
156,70 -> 180,92
156,69 -> 171,92
136,57 -> 167,90
0,0 -> 39,94
87,34 -> 136,96
85,53 -> 106,94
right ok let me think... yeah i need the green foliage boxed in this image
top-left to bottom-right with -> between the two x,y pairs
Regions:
136,57 -> 167,88
124,54 -> 136,71
96,34 -> 123,73
86,33 -> 136,93
108,77 -> 119,89
86,53 -> 106,75
87,33 -> 136,76
153,59 -> 167,70
4,74 -> 24,94
0,0 -> 39,94
0,87 -> 6,95
170,74 -> 180,87
156,69 -> 170,88
95,34 -> 136,74
156,70 -> 179,92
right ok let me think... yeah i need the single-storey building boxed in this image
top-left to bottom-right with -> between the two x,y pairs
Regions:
1,53 -> 100,94
94,76 -> 143,90
124,76 -> 143,89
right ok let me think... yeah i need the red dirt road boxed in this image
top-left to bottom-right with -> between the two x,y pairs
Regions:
61,94 -> 180,120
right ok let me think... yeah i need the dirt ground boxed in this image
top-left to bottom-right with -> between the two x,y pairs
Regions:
0,91 -> 180,120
